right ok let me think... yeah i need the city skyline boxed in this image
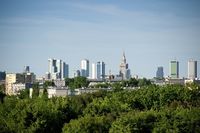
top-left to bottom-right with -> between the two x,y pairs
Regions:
0,0 -> 200,78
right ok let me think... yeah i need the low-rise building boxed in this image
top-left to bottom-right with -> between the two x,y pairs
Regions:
12,83 -> 26,95
165,78 -> 185,85
53,80 -> 65,87
47,87 -> 68,98
5,73 -> 25,95
5,72 -> 35,95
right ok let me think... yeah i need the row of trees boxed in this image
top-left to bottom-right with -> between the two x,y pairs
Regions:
65,77 -> 152,89
65,77 -> 89,89
0,81 -> 200,132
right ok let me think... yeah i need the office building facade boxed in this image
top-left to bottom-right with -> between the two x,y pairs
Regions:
0,71 -> 6,81
5,73 -> 25,95
156,66 -> 164,79
81,59 -> 89,77
24,66 -> 30,73
48,58 -> 69,80
92,61 -> 105,80
170,60 -> 179,79
188,60 -> 197,79
91,63 -> 96,79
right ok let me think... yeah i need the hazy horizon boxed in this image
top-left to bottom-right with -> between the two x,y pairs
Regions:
0,0 -> 200,78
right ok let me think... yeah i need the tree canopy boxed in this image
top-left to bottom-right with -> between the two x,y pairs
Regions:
0,83 -> 200,133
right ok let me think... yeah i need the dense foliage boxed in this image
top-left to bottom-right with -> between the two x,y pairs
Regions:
65,77 -> 89,89
0,83 -> 200,133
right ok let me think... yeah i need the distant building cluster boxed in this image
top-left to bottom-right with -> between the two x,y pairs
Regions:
1,52 -> 199,96
91,61 -> 105,80
155,59 -> 198,85
46,58 -> 69,80
5,66 -> 35,95
73,52 -> 131,81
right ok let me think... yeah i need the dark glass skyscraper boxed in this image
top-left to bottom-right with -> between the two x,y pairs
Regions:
156,66 -> 164,79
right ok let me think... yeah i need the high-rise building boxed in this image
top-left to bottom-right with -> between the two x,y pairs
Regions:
24,66 -> 30,73
81,59 -> 89,77
92,61 -> 105,80
91,63 -> 96,79
74,70 -> 81,77
156,66 -> 164,79
188,60 -> 197,79
126,69 -> 131,79
119,52 -> 131,80
61,62 -> 69,80
170,60 -> 179,79
48,58 -> 69,80
0,71 -> 6,81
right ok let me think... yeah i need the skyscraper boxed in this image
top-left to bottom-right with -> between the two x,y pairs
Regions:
48,58 -> 69,80
0,71 -> 6,81
170,60 -> 179,79
92,61 -> 105,80
61,62 -> 69,80
24,66 -> 30,73
119,52 -> 131,80
81,59 -> 89,77
74,70 -> 81,77
91,63 -> 96,79
156,66 -> 164,79
188,60 -> 197,79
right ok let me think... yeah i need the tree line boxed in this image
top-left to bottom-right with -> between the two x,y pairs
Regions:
0,79 -> 200,132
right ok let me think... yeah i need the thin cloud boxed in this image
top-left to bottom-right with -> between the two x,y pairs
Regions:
70,2 -> 129,16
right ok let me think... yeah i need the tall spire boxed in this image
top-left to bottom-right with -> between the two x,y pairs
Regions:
122,51 -> 126,64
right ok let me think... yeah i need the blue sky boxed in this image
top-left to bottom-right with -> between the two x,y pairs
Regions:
0,0 -> 200,78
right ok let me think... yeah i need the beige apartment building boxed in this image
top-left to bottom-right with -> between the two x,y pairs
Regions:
5,73 -> 24,95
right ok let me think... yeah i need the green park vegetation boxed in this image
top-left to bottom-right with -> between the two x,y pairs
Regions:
0,77 -> 200,133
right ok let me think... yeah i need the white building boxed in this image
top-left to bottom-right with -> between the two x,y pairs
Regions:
48,58 -> 69,80
92,63 -> 96,79
12,83 -> 26,95
47,87 -> 68,98
81,59 -> 89,77
53,80 -> 65,87
92,62 -> 105,80
188,60 -> 197,79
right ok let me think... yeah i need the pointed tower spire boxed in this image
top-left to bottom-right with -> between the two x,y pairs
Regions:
122,51 -> 126,64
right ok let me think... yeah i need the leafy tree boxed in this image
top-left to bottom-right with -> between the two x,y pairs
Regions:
110,110 -> 157,133
43,80 -> 55,88
93,82 -> 110,88
42,88 -> 48,99
65,77 -> 89,89
0,84 -> 6,103
32,83 -> 40,98
83,96 -> 130,116
73,76 -> 89,89
138,78 -> 151,87
62,115 -> 112,133
18,89 -> 29,99
112,82 -> 123,92
65,78 -> 74,88
128,78 -> 139,87
0,84 -> 5,93
1,84 -> 200,132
